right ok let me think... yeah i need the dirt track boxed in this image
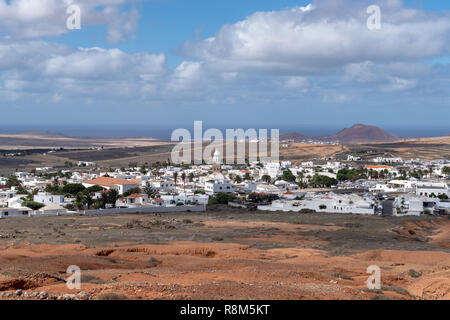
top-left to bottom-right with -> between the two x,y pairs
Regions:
0,206 -> 448,300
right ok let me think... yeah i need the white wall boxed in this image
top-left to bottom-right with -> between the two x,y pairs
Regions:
83,204 -> 206,216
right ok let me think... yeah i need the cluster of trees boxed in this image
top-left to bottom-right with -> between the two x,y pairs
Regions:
21,200 -> 45,210
443,167 -> 450,175
44,182 -> 86,196
72,185 -> 116,210
6,175 -> 28,194
122,187 -> 142,197
208,193 -> 236,205
89,190 -> 118,209
281,170 -> 296,182
247,193 -> 279,203
336,168 -> 366,181
309,174 -> 338,188
429,193 -> 449,200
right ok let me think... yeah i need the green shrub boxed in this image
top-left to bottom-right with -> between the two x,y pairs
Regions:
208,193 -> 236,205
22,200 -> 45,210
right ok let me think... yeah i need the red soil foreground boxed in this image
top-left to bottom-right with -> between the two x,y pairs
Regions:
0,213 -> 448,300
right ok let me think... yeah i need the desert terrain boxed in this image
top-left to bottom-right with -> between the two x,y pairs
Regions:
0,132 -> 168,150
0,206 -> 448,300
1,131 -> 449,175
344,136 -> 450,161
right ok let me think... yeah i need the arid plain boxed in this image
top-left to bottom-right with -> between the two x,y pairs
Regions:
0,207 -> 448,300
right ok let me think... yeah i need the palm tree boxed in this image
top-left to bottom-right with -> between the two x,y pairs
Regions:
173,171 -> 178,190
181,172 -> 186,193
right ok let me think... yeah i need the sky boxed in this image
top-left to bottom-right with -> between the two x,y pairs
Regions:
0,0 -> 449,137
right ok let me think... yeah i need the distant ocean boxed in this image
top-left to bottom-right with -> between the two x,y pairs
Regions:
0,124 -> 448,139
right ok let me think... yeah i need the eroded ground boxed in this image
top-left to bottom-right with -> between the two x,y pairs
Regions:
0,206 -> 449,300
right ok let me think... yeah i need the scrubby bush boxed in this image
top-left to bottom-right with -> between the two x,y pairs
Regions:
208,193 -> 236,205
22,200 -> 45,210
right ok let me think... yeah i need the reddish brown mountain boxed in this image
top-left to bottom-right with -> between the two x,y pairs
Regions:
325,124 -> 400,144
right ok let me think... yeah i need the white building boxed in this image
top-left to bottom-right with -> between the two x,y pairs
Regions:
160,193 -> 209,205
0,207 -> 32,219
372,157 -> 403,164
205,180 -> 234,195
347,155 -> 361,161
151,180 -> 175,193
255,183 -> 282,195
369,180 -> 416,193
394,195 -> 439,216
260,162 -> 282,180
416,182 -> 450,198
34,193 -> 65,206
0,190 -> 16,202
258,193 -> 375,215
116,193 -> 149,208
78,161 -> 96,167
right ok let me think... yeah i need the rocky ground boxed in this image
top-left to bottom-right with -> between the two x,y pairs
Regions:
0,206 -> 448,300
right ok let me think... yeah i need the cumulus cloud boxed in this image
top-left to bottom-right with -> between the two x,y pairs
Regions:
284,76 -> 310,90
43,47 -> 167,79
381,77 -> 418,92
0,40 -> 169,102
180,0 -> 450,75
0,0 -> 140,43
1,0 -> 449,107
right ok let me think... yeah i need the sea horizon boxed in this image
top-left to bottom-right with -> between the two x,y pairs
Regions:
0,124 -> 447,140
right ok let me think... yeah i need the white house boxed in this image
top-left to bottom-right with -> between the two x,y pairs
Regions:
369,180 -> 416,193
0,190 -> 17,201
116,193 -> 149,208
258,193 -> 375,215
416,182 -> 450,198
78,161 -> 96,167
151,180 -> 175,193
394,195 -> 439,216
0,207 -> 32,219
255,183 -> 282,195
260,162 -> 282,180
347,155 -> 361,161
34,193 -> 65,206
160,193 -> 209,205
372,157 -> 403,164
205,180 -> 234,195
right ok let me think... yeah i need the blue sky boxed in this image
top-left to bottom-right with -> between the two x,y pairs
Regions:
0,0 -> 449,137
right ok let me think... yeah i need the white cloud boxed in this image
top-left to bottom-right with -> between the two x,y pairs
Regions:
0,0 -> 449,108
284,76 -> 309,90
43,47 -> 167,79
181,0 -> 450,75
0,40 -> 169,102
0,0 -> 140,43
381,77 -> 417,92
166,61 -> 205,92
